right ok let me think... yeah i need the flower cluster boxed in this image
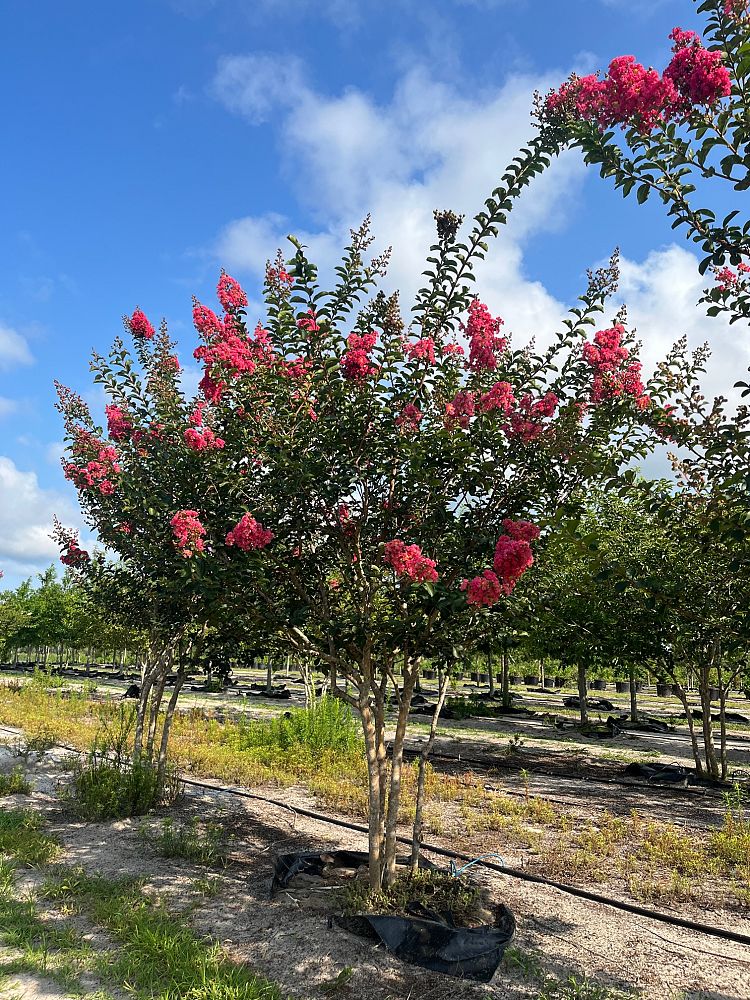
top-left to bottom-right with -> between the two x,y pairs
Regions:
64,443 -> 120,497
464,300 -> 506,371
170,510 -> 206,557
444,390 -> 476,430
461,519 -> 539,608
217,272 -> 248,312
403,337 -> 436,365
225,513 -> 274,551
297,310 -> 320,334
478,381 -> 515,415
396,402 -> 423,432
506,392 -> 558,442
341,332 -> 378,381
461,569 -> 502,607
543,27 -> 730,132
664,28 -> 731,112
715,262 -> 750,290
724,0 -> 749,18
105,404 -> 133,442
583,325 -> 649,408
493,522 -> 537,594
184,427 -> 225,451
127,308 -> 155,341
60,538 -> 90,568
383,540 -> 439,583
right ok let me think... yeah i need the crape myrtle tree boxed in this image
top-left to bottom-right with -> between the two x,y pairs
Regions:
539,0 -> 750,325
520,490 -> 674,726
55,155 -> 700,886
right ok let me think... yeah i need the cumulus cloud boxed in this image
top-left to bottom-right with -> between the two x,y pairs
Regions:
0,323 -> 33,370
0,398 -> 18,418
212,55 -> 306,124
618,244 -> 750,405
0,456 -> 88,585
212,55 -> 586,342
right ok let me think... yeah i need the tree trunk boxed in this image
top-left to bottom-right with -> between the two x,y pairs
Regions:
501,642 -> 511,709
629,664 -> 638,724
698,644 -> 720,781
577,662 -> 588,726
717,658 -> 728,782
265,660 -> 273,695
156,667 -> 186,788
540,658 -> 545,689
361,698 -> 384,889
674,680 -> 704,775
487,648 -> 494,696
382,664 -> 418,886
411,670 -> 449,873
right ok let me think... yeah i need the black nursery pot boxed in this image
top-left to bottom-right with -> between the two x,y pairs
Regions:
523,673 -> 538,686
553,676 -> 565,687
708,685 -> 720,702
423,670 -> 436,680
592,679 -> 607,691
656,683 -> 671,697
509,674 -> 523,685
615,681 -> 629,694
477,672 -> 489,684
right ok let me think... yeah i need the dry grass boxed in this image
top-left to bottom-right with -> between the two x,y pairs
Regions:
1,684 -> 749,909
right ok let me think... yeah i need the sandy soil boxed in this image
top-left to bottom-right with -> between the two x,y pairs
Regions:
1,745 -> 749,1000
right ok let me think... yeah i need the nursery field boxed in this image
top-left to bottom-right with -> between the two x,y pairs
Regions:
0,674 -> 749,1000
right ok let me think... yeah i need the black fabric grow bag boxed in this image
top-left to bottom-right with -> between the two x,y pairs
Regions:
366,902 -> 515,982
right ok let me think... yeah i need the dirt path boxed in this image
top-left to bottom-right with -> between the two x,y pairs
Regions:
1,746 -> 749,999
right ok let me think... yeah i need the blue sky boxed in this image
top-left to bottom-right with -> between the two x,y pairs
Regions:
1,0 -> 747,588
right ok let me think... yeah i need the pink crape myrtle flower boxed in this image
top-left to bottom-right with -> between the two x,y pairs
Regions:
664,28 -> 731,109
341,332 -> 378,381
128,308 -> 155,341
461,569 -> 502,607
60,538 -> 90,568
170,510 -> 206,557
225,513 -> 274,551
383,540 -> 439,583
396,402 -> 423,432
502,518 -> 541,543
403,337 -> 436,365
478,381 -> 515,416
464,300 -> 506,371
105,404 -> 133,442
184,427 -> 225,451
444,390 -> 476,430
217,272 -> 248,312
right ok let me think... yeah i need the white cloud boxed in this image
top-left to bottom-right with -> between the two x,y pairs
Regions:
0,323 -> 33,370
618,244 -> 750,404
212,55 -> 306,125
212,56 -> 586,342
0,398 -> 17,418
0,457 -> 88,585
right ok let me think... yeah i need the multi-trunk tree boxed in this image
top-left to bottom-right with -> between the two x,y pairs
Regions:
56,140 -> 702,887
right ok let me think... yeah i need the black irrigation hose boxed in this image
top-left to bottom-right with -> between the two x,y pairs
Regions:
3,726 -> 750,952
179,774 -> 750,951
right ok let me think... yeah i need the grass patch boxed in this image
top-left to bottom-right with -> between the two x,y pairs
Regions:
343,869 -> 488,927
0,766 -> 31,797
41,867 -> 285,999
61,707 -> 181,821
0,810 -> 59,867
139,816 -> 228,865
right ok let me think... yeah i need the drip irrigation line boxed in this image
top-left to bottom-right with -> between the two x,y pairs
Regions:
180,776 -> 750,951
4,726 -> 750,953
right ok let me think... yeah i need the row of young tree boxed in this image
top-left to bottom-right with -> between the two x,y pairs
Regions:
0,566 -> 140,666
40,0 -> 750,888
